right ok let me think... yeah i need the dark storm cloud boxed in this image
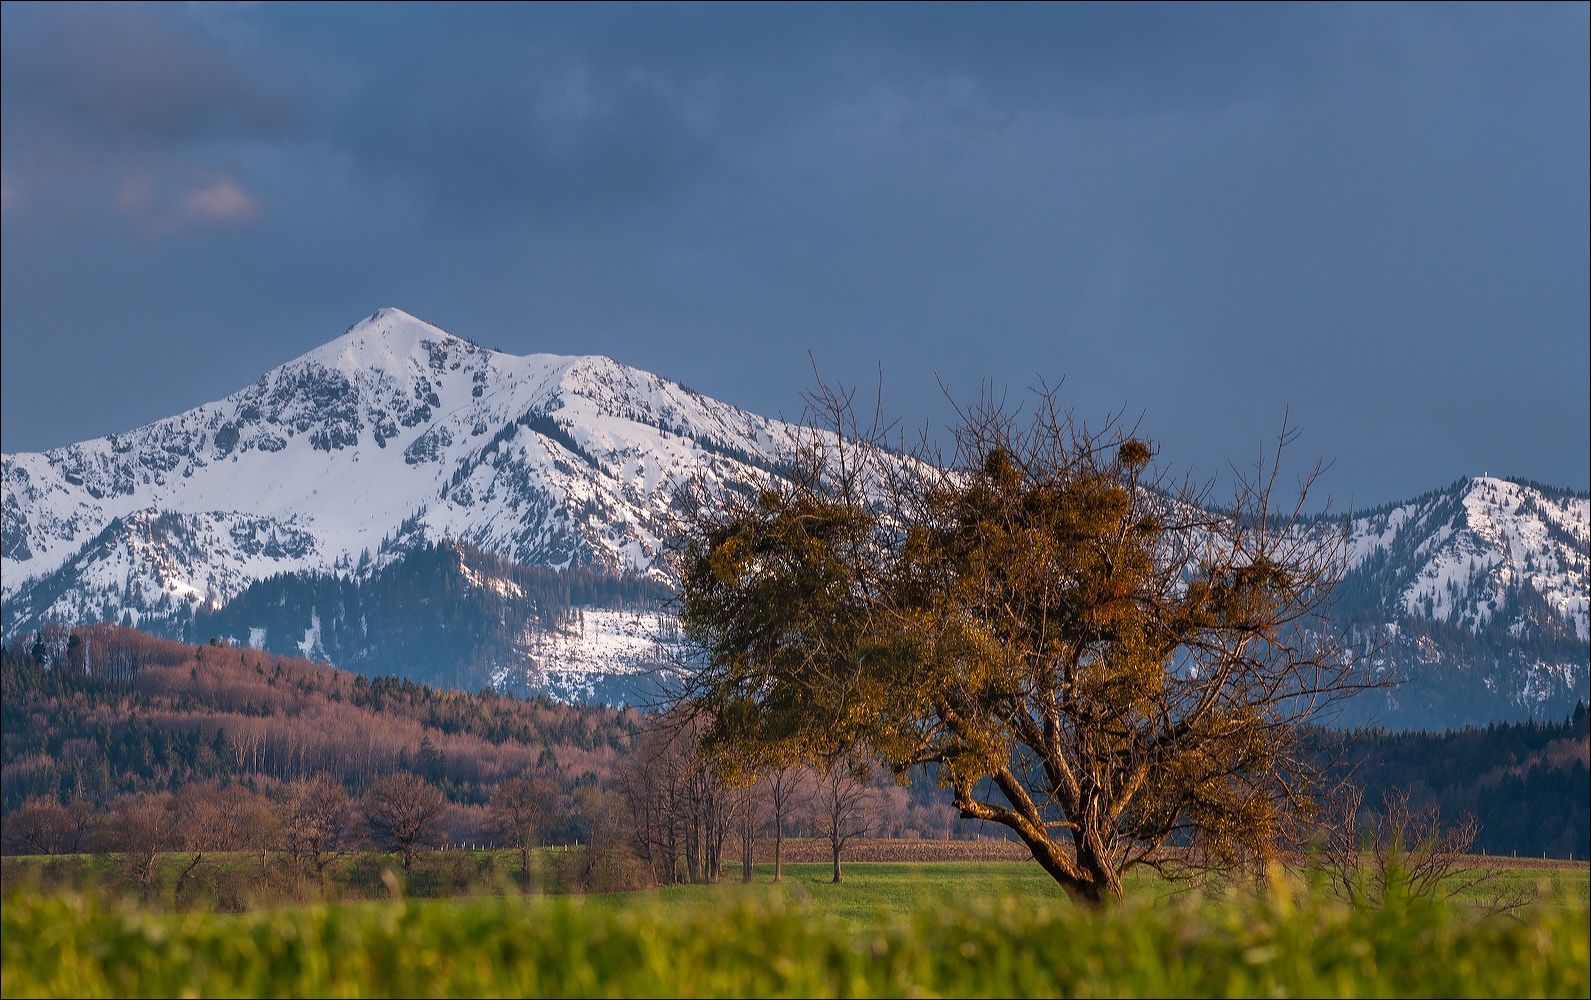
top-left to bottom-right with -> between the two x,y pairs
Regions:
0,3 -> 304,149
267,4 -> 1340,215
2,3 -> 1586,505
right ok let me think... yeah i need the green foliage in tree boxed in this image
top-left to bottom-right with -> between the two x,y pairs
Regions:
680,383 -> 1374,903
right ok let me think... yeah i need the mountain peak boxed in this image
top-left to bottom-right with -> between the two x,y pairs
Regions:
309,307 -> 468,375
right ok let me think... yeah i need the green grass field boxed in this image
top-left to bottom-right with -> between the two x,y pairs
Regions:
596,860 -> 1590,924
9,847 -> 1583,914
4,858 -> 1588,997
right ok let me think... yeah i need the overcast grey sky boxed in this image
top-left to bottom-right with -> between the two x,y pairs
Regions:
2,2 -> 1586,506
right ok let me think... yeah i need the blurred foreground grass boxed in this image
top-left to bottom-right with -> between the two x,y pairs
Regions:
5,871 -> 1588,998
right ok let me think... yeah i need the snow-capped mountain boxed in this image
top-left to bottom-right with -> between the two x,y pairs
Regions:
3,308 -> 785,633
1343,477 -> 1587,642
1334,477 -> 1588,727
3,309 -> 1586,722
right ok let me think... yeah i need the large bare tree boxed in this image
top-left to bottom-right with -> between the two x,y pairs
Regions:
678,382 -> 1376,904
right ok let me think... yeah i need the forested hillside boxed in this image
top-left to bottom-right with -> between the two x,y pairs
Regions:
190,540 -> 675,698
1,625 -> 638,814
5,626 -> 1587,860
1332,708 -> 1589,860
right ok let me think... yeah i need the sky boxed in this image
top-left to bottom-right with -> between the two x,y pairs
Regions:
2,2 -> 1587,507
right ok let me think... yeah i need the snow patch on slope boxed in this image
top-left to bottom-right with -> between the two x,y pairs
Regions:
3,308 -> 793,641
1345,477 -> 1589,640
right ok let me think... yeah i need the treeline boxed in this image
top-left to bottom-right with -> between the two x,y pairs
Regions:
1326,705 -> 1590,860
187,540 -> 675,693
3,727 -> 956,902
2,624 -> 637,813
2,771 -> 652,906
5,626 -> 1588,867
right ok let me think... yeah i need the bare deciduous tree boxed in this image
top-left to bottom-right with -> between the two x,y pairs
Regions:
276,774 -> 352,884
363,771 -> 447,869
574,784 -> 648,892
491,775 -> 554,893
618,711 -> 735,885
104,792 -> 180,901
736,780 -> 760,883
3,797 -> 96,856
765,765 -> 805,882
810,753 -> 877,883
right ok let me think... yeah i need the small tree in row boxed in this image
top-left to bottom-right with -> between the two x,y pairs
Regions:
362,771 -> 448,870
490,775 -> 556,893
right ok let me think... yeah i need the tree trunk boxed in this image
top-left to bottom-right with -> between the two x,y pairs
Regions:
740,822 -> 754,882
772,787 -> 785,882
831,837 -> 843,883
740,787 -> 756,883
1076,840 -> 1124,904
521,845 -> 533,894
175,852 -> 205,904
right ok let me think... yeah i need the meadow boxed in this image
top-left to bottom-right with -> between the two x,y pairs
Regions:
4,857 -> 1588,997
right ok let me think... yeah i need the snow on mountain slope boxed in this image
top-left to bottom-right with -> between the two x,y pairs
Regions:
3,308 -> 1586,720
2,308 -> 787,636
1343,477 -> 1589,641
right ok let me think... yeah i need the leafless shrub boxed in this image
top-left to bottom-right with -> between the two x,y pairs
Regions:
1320,786 -> 1532,916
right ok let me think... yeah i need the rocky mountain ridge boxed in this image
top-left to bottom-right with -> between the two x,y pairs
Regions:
3,308 -> 783,628
4,309 -> 1586,722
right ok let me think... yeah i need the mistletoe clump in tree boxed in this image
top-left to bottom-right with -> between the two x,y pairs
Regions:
678,383 -> 1372,905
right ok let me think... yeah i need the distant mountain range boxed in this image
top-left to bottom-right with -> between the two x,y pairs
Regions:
3,309 -> 1586,724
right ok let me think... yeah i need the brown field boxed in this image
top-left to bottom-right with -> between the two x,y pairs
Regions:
763,837 -> 1072,863
1463,853 -> 1590,871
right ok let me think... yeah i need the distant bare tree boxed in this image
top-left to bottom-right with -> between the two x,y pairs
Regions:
620,720 -> 687,884
233,788 -> 284,890
736,780 -> 760,883
276,774 -> 352,883
491,775 -> 553,893
765,766 -> 805,882
693,753 -> 735,883
3,797 -> 97,856
363,771 -> 447,869
105,792 -> 180,901
170,784 -> 229,902
574,784 -> 648,892
619,710 -> 741,885
810,753 -> 877,883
